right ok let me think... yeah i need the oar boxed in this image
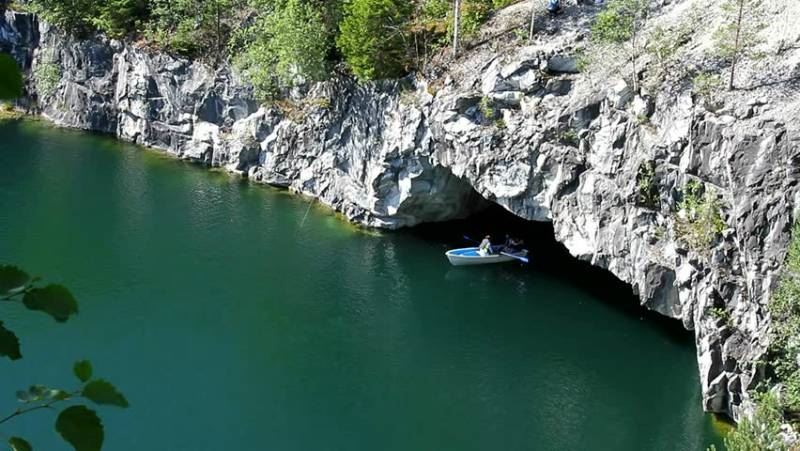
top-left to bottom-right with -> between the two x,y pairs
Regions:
464,235 -> 529,264
500,251 -> 529,264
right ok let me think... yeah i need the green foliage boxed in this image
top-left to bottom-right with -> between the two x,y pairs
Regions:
0,264 -> 29,295
82,380 -> 130,407
0,265 -> 128,451
89,0 -> 147,39
491,0 -> 515,7
574,50 -> 590,73
0,53 -> 23,101
636,161 -> 658,209
592,0 -> 647,44
0,321 -> 21,360
337,0 -> 412,81
478,95 -> 496,121
692,72 -> 723,99
641,11 -> 699,91
674,180 -> 726,251
450,1 -> 491,39
310,97 -> 331,110
713,0 -> 765,89
22,284 -> 79,322
8,437 -> 32,451
74,360 -> 93,383
708,306 -> 732,326
20,0 -> 521,94
557,129 -> 579,146
33,60 -> 61,99
3,368 -> 127,451
267,0 -> 329,84
421,0 -> 502,39
722,391 -> 788,451
477,96 -> 507,129
646,25 -> 681,66
22,0 -> 516,91
7,1 -> 34,13
421,0 -> 451,19
16,384 -> 68,404
713,0 -> 764,61
0,266 -> 77,330
512,27 -> 528,41
767,221 -> 800,413
147,0 -> 243,59
653,224 -> 666,241
145,0 -> 202,56
235,0 -> 330,101
56,406 -> 104,451
591,0 -> 649,91
27,0 -> 95,34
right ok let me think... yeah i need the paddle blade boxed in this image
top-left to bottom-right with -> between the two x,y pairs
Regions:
501,252 -> 529,264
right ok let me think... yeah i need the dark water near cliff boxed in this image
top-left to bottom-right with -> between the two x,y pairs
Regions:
0,121 -> 724,450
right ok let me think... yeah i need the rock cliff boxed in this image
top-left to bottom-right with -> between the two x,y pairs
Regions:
2,0 -> 799,420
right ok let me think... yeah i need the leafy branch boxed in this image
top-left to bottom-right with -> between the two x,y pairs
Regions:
0,388 -> 80,426
0,265 -> 128,451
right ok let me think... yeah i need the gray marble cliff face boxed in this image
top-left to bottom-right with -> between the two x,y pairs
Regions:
2,4 -> 799,420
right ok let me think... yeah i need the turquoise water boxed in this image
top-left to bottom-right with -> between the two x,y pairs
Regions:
0,120 -> 724,450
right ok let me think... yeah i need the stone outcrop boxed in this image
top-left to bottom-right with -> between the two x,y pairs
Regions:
2,0 -> 799,420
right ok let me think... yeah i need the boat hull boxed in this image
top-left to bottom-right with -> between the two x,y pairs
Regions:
445,247 -> 526,266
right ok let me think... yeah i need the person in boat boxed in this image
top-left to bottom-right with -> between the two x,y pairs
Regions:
478,235 -> 493,256
503,235 -> 524,253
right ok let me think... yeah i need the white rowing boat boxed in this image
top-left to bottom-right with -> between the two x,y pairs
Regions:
445,247 -> 529,266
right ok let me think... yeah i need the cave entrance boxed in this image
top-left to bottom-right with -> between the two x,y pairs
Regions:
403,202 -> 693,342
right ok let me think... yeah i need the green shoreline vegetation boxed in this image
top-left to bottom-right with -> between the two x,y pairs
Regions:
8,0 -> 514,102
714,223 -> 800,450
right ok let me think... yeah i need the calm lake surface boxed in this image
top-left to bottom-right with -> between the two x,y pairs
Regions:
0,120 -> 724,450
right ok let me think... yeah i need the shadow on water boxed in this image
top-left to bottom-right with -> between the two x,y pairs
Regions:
401,202 -> 695,347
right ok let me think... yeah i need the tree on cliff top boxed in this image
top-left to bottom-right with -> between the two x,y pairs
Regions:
26,0 -> 96,34
89,0 -> 148,39
233,0 -> 331,101
591,0 -> 650,92
713,0 -> 765,90
337,0 -> 413,80
148,0 -> 246,61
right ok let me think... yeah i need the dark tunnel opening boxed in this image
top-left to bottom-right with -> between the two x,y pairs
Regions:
401,202 -> 695,345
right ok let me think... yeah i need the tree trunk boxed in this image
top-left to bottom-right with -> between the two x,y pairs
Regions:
453,0 -> 461,58
729,0 -> 745,90
631,28 -> 638,93
215,1 -> 222,66
529,2 -> 536,41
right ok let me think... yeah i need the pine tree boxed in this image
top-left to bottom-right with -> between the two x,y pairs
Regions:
591,0 -> 649,92
713,0 -> 764,90
452,0 -> 461,57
